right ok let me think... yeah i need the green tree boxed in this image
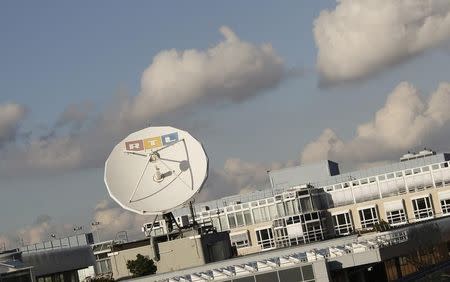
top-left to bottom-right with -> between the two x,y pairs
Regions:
126,254 -> 157,277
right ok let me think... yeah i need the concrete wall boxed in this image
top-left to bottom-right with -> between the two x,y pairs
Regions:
109,245 -> 152,280
156,236 -> 206,273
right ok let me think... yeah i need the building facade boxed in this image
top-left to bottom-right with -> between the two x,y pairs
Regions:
143,150 -> 450,258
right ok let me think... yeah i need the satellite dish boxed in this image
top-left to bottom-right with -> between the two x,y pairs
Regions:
104,126 -> 208,215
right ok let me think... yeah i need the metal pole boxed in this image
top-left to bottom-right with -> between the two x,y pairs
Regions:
189,201 -> 197,227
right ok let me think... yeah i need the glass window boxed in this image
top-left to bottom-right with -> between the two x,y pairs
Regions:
369,177 -> 376,183
278,267 -> 302,282
412,196 -> 434,220
260,206 -> 269,221
386,209 -> 407,226
302,265 -> 314,280
299,197 -> 313,212
219,215 -> 229,230
268,205 -> 277,219
243,210 -> 253,225
422,166 -> 430,172
256,228 -> 275,250
276,202 -> 285,217
387,173 -> 394,179
432,164 -> 440,170
285,200 -> 295,215
333,211 -> 353,235
252,207 -> 262,223
413,168 -> 421,174
97,258 -> 112,274
255,272 -> 278,282
405,170 -> 412,176
236,212 -> 244,227
234,276 -> 254,282
358,206 -> 379,229
396,172 -> 403,177
378,175 -> 386,181
227,214 -> 237,228
304,213 -> 312,221
441,199 -> 450,215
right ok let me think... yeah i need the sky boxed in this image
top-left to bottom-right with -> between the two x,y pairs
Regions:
1,0 -> 450,248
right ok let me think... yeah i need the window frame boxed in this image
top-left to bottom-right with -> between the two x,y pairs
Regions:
411,195 -> 434,221
358,206 -> 379,229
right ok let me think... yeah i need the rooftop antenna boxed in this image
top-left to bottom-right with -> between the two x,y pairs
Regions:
104,126 -> 208,238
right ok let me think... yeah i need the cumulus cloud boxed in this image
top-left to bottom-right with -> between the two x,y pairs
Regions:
0,215 -> 76,249
314,0 -> 450,84
0,201 -> 149,249
129,26 -> 285,122
92,199 -> 149,241
0,103 -> 27,146
54,101 -> 93,131
301,81 -> 450,168
0,27 -> 287,178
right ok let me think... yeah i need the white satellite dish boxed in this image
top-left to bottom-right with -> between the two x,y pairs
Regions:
104,126 -> 208,215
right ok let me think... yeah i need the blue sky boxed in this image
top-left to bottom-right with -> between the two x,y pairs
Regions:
1,1 -> 450,245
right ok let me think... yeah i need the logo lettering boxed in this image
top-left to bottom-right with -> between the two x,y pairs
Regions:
125,132 -> 179,151
144,137 -> 162,149
125,140 -> 144,151
162,132 -> 179,145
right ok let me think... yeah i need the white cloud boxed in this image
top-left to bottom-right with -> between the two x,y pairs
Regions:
92,199 -> 149,241
301,81 -> 450,167
314,0 -> 450,83
0,27 -> 287,178
130,26 -> 285,122
0,215 -> 76,248
0,103 -> 27,146
54,101 -> 93,130
0,201 -> 149,249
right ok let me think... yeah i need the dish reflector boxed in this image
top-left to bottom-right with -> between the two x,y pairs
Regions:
104,126 -> 208,215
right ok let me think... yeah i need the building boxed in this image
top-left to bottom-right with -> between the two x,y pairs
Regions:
92,231 -> 233,281
138,150 -> 450,281
4,233 -> 97,282
140,216 -> 450,282
0,249 -> 34,282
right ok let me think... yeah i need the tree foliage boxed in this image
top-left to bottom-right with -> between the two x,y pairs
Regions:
126,254 -> 157,277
